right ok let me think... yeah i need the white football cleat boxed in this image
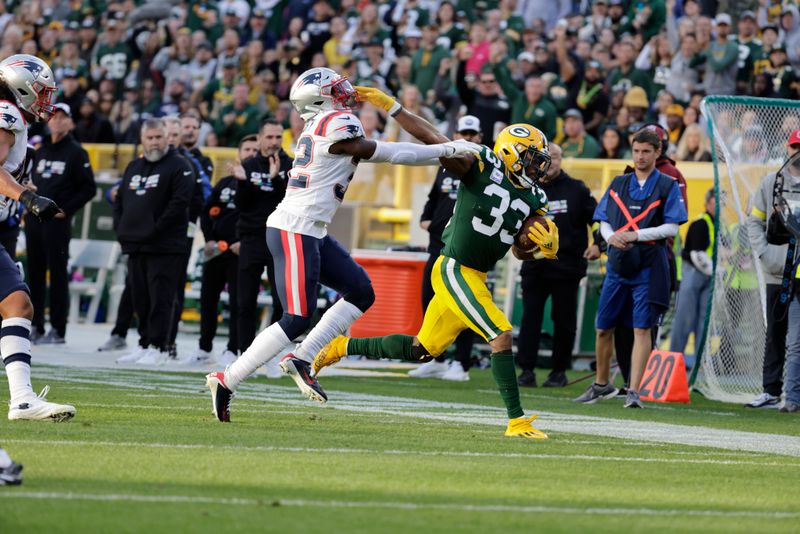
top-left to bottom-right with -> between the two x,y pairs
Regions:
8,386 -> 75,422
116,346 -> 148,364
408,359 -> 447,378
441,360 -> 470,382
216,350 -> 237,367
179,348 -> 213,366
136,347 -> 170,366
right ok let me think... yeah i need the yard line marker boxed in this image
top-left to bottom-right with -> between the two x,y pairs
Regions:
2,492 -> 799,519
5,439 -> 797,467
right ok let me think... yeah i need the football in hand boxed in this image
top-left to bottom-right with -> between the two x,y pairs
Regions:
514,215 -> 549,251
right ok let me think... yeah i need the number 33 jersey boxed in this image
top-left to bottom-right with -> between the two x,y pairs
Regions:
441,145 -> 548,272
268,110 -> 365,238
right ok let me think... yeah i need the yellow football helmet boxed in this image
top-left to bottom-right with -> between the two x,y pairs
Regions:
493,124 -> 551,188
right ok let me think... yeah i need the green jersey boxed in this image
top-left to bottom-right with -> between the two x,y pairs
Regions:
442,146 -> 548,273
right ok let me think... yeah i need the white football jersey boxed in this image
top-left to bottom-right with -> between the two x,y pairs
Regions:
0,100 -> 27,179
0,100 -> 29,223
268,110 -> 365,238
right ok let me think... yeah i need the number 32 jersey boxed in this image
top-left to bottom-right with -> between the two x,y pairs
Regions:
267,110 -> 365,238
441,145 -> 548,273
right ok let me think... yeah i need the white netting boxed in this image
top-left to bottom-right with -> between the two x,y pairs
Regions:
694,96 -> 800,403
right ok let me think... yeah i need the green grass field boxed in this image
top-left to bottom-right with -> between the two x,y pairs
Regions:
1,364 -> 799,533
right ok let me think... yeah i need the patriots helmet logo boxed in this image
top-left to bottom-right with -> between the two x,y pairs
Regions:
6,59 -> 44,77
299,71 -> 322,86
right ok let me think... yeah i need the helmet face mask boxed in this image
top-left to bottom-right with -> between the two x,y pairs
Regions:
494,123 -> 550,189
324,77 -> 358,111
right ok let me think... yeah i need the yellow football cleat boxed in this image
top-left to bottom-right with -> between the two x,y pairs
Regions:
504,414 -> 548,439
312,336 -> 349,376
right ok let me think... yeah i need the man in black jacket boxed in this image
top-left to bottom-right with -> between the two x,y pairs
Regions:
516,143 -> 599,388
181,134 -> 260,367
164,115 -> 205,357
408,116 -> 480,382
455,50 -> 511,146
26,103 -> 96,344
236,118 -> 288,360
113,118 -> 194,365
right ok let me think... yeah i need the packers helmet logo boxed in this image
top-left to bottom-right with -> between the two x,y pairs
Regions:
509,125 -> 531,137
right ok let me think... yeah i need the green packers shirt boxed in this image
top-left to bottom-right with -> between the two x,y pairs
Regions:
441,145 -> 548,273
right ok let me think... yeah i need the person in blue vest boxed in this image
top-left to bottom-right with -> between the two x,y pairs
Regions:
669,188 -> 715,363
575,128 -> 687,408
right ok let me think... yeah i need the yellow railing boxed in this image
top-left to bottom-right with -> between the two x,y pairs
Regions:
83,144 -> 716,243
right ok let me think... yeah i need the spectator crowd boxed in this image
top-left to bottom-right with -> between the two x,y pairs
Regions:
0,0 -> 797,157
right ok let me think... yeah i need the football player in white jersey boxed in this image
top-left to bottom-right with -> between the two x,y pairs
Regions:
0,54 -> 77,484
206,67 -> 480,421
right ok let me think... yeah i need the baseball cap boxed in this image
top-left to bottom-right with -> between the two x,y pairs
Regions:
762,23 -> 779,33
740,10 -> 756,21
197,40 -> 213,51
714,13 -> 732,26
623,86 -> 649,109
564,108 -> 583,120
585,59 -> 603,71
252,8 -> 266,18
53,103 -> 72,117
66,21 -> 80,31
666,104 -> 685,117
771,44 -> 787,55
608,0 -> 623,5
222,57 -> 239,68
224,8 -> 238,17
787,129 -> 800,146
82,17 -> 95,29
61,67 -> 79,79
517,51 -> 535,63
457,115 -> 481,133
405,26 -> 422,39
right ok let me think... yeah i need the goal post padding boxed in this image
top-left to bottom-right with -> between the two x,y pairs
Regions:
692,96 -> 800,403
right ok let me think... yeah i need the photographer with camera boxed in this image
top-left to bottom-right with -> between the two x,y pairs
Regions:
745,130 -> 800,412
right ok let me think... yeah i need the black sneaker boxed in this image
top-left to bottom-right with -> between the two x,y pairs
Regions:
35,329 -> 65,345
542,372 -> 567,388
616,386 -> 628,397
205,372 -> 233,422
280,354 -> 328,403
0,460 -> 23,486
517,369 -> 537,388
574,382 -> 618,403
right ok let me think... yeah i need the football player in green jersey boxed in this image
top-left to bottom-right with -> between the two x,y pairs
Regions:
313,86 -> 559,439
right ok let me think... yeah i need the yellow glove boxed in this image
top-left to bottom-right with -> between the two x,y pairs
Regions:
355,86 -> 400,114
527,218 -> 559,260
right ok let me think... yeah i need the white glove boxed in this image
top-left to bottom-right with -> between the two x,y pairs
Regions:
441,140 -> 482,158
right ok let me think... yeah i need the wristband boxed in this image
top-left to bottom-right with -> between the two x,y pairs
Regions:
389,101 -> 402,117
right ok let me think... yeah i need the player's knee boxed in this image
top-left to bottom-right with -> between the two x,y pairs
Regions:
0,291 -> 33,321
489,331 -> 512,353
344,282 -> 375,313
277,313 -> 312,340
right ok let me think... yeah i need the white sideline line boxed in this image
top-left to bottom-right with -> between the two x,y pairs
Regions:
16,366 -> 800,457
2,492 -> 799,519
4,439 -> 796,467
